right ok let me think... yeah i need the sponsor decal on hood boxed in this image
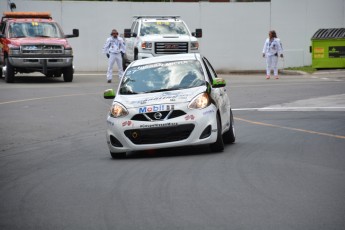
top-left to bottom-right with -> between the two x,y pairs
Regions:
115,86 -> 206,108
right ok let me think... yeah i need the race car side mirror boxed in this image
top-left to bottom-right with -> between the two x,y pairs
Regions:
104,89 -> 115,99
212,78 -> 226,88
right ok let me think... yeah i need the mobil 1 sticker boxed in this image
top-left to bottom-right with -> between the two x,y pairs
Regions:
329,46 -> 345,58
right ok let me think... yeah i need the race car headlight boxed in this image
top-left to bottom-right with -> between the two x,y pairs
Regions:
141,42 -> 152,49
110,102 -> 128,118
191,41 -> 199,50
188,92 -> 210,109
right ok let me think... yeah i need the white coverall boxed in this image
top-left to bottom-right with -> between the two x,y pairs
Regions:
103,36 -> 125,80
262,38 -> 283,77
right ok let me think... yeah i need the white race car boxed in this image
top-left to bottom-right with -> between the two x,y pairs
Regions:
104,53 -> 235,158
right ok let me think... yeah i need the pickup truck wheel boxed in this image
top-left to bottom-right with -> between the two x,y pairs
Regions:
134,50 -> 138,60
62,66 -> 73,82
122,54 -> 127,71
5,58 -> 15,83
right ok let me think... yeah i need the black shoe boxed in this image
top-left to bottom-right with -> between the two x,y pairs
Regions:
107,80 -> 111,83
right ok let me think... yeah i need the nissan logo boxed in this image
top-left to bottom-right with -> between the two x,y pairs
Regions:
153,112 -> 163,120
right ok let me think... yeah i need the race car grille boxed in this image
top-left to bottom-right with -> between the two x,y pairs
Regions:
155,42 -> 188,54
21,45 -> 64,54
131,110 -> 186,121
124,124 -> 195,145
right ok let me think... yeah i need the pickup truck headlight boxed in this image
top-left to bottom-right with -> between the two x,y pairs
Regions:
64,48 -> 73,55
9,47 -> 20,55
191,41 -> 199,50
141,42 -> 152,49
188,92 -> 210,109
110,102 -> 128,118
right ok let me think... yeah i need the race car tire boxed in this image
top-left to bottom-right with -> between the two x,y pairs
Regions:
5,58 -> 15,83
210,113 -> 224,152
110,151 -> 126,159
62,66 -> 73,82
223,109 -> 236,144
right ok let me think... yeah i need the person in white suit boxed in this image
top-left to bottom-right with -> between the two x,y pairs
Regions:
262,30 -> 284,79
103,29 -> 125,83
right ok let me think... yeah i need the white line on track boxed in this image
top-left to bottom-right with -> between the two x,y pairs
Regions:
233,107 -> 345,112
234,117 -> 345,139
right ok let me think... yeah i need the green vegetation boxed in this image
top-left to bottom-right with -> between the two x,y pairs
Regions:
285,66 -> 317,74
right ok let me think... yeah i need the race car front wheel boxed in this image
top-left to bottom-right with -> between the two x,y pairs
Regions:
210,113 -> 224,152
223,109 -> 236,144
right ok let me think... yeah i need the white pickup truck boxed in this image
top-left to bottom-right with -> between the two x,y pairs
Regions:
123,16 -> 202,67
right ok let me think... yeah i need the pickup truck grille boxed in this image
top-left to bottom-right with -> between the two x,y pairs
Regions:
21,45 -> 64,54
155,42 -> 188,54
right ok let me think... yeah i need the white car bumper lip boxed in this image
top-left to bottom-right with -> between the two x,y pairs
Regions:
106,105 -> 218,153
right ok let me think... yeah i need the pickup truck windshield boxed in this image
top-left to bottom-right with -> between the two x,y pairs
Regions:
140,21 -> 189,36
9,22 -> 63,38
119,60 -> 205,95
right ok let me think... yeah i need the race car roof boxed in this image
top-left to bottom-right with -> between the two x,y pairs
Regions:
130,53 -> 202,67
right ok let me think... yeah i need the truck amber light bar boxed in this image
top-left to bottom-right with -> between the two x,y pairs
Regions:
133,15 -> 180,19
3,12 -> 51,19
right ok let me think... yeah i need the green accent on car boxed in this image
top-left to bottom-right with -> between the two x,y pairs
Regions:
212,78 -> 226,88
104,89 -> 115,99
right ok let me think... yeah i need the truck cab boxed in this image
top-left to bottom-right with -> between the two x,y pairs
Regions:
0,12 -> 79,83
123,16 -> 202,67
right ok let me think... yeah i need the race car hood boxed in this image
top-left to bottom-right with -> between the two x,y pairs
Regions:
115,86 -> 206,108
7,37 -> 70,48
139,34 -> 198,42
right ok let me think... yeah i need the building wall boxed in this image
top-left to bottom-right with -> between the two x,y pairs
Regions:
1,0 -> 344,72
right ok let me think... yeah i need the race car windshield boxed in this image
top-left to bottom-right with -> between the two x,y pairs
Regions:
119,60 -> 205,95
140,21 -> 189,36
9,22 -> 63,38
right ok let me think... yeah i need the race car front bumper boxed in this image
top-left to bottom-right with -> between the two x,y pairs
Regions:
106,105 -> 219,153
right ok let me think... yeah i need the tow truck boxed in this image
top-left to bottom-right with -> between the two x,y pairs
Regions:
0,12 -> 79,83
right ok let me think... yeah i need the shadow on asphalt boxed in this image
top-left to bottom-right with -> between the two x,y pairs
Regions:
112,145 -> 224,160
0,76 -> 66,84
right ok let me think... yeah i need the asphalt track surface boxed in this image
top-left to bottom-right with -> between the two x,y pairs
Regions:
0,70 -> 344,230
